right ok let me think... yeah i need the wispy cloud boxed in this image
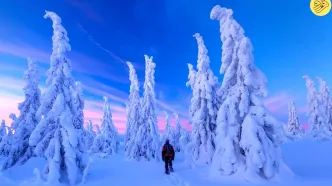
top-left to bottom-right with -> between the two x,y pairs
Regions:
76,24 -> 144,70
65,0 -> 105,23
263,92 -> 296,114
0,40 -> 50,62
0,39 -> 128,84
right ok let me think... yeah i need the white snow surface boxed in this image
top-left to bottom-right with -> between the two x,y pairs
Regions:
0,140 -> 331,186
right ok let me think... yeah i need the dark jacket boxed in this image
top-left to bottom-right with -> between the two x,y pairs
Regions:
162,143 -> 175,160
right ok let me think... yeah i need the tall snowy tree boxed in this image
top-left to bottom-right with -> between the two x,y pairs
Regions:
125,62 -> 141,159
2,58 -> 41,170
28,11 -> 88,185
9,113 -> 18,130
316,77 -> 332,132
285,101 -> 302,138
186,33 -> 219,165
174,113 -> 182,152
303,75 -> 326,139
0,120 -> 6,143
131,55 -> 161,161
90,97 -> 119,156
162,111 -> 176,146
210,5 -> 286,181
84,120 -> 96,150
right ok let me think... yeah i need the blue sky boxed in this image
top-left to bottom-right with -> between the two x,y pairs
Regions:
0,0 -> 332,132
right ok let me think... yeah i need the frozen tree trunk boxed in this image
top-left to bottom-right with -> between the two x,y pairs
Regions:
28,11 -> 87,185
186,33 -> 219,165
2,58 -> 41,170
125,62 -> 142,160
210,5 -> 289,181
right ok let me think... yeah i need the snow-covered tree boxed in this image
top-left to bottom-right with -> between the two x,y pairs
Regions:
131,55 -> 161,161
179,127 -> 191,152
28,11 -> 87,185
90,97 -> 119,155
316,77 -> 332,132
94,124 -> 101,135
285,101 -> 302,139
210,5 -> 286,181
84,120 -> 96,150
174,113 -> 182,152
0,126 -> 13,157
9,113 -> 18,130
2,58 -> 41,170
162,111 -> 176,146
0,120 -> 6,143
125,62 -> 141,159
186,33 -> 219,165
303,75 -> 326,139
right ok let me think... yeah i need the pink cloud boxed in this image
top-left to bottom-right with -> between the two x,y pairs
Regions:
0,37 -> 128,84
0,95 -> 22,126
263,92 -> 296,114
0,40 -> 49,62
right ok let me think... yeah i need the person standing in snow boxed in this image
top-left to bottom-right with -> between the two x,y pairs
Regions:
162,139 -> 175,174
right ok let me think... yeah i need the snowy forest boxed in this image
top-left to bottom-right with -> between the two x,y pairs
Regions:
0,4 -> 332,186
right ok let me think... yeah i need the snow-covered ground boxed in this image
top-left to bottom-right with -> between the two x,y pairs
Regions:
0,140 -> 331,186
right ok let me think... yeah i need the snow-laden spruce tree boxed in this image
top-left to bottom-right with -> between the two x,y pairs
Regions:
179,127 -> 191,152
303,75 -> 326,139
84,120 -> 96,150
0,125 -> 14,157
28,11 -> 87,185
186,63 -> 197,120
132,55 -> 161,161
0,120 -> 6,143
174,113 -> 182,152
9,113 -> 18,130
162,111 -> 176,146
94,124 -> 101,135
2,58 -> 41,170
186,33 -> 219,165
90,97 -> 119,156
285,101 -> 302,139
316,77 -> 332,133
125,62 -> 141,159
210,5 -> 287,181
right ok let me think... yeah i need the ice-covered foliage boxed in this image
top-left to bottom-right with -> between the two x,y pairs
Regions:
285,101 -> 302,139
90,97 -> 119,155
0,120 -> 6,143
84,120 -> 96,150
303,75 -> 328,139
186,33 -> 219,165
9,113 -> 18,130
28,11 -> 87,185
316,77 -> 332,133
2,58 -> 41,170
210,5 -> 286,181
0,126 -> 14,157
179,127 -> 191,152
174,113 -> 182,152
94,124 -> 101,135
130,55 -> 161,161
162,111 -> 176,146
125,62 -> 141,159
